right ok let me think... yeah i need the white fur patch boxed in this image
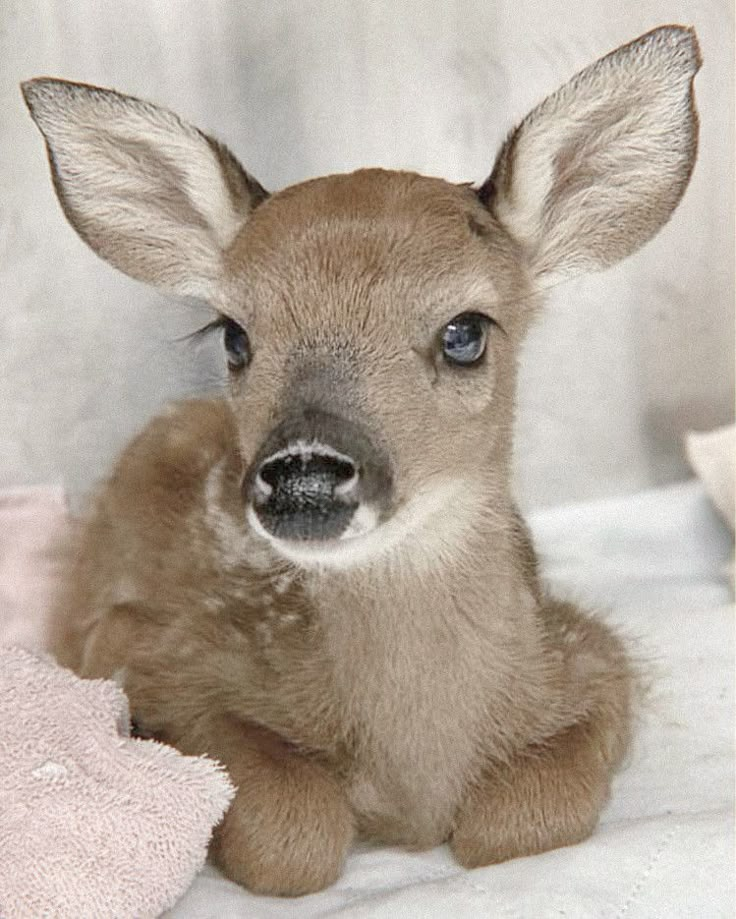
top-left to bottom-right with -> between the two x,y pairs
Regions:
109,576 -> 138,607
246,478 -> 480,571
264,440 -> 356,468
272,573 -> 294,595
340,503 -> 379,540
203,460 -> 271,570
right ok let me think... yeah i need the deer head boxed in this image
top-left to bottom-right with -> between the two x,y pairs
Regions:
22,26 -> 700,570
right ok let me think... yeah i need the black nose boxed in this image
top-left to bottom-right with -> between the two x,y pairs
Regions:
252,447 -> 359,541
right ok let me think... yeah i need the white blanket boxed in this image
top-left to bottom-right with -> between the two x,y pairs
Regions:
168,481 -> 734,918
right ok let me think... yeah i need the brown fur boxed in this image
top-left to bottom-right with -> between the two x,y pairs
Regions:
26,26 -> 699,896
52,396 -> 632,892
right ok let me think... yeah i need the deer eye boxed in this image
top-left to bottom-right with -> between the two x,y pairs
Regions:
223,318 -> 250,371
441,312 -> 490,365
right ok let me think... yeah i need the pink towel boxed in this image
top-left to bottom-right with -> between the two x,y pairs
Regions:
0,485 -> 69,650
0,646 -> 235,919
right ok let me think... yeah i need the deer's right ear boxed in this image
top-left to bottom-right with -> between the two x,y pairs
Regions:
21,78 -> 268,299
479,26 -> 700,284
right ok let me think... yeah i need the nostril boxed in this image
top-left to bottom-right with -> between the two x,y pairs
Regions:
326,456 -> 357,487
254,468 -> 274,498
258,455 -> 292,490
333,461 -> 359,495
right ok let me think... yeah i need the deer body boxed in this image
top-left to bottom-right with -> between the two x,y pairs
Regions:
23,26 -> 700,895
56,394 -> 620,861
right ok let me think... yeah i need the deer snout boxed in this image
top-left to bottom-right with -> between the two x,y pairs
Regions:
244,410 -> 394,547
252,444 -> 360,541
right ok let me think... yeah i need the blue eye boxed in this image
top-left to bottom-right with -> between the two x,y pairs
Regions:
223,318 -> 250,371
441,312 -> 490,365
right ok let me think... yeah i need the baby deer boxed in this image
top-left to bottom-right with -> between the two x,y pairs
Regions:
23,26 -> 699,896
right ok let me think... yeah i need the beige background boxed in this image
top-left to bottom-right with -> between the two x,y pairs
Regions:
1,0 -> 733,509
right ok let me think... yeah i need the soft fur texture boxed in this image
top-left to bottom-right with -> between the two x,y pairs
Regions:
24,26 -> 699,896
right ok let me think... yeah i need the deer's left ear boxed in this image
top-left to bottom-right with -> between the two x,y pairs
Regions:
480,26 -> 701,283
22,78 -> 268,299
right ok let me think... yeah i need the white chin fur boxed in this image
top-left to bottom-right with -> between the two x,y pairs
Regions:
245,479 -> 468,570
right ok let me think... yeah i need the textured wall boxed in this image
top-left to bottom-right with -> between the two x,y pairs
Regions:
1,0 -> 733,508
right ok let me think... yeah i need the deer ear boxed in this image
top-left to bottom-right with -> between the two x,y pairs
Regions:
480,26 -> 701,283
21,78 -> 268,299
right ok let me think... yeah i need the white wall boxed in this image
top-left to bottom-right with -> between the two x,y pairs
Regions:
1,0 -> 733,508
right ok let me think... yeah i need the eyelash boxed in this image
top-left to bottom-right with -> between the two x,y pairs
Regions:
184,314 -> 250,372
188,315 -> 229,341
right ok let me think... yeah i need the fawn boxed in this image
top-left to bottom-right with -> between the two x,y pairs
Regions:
23,25 -> 699,896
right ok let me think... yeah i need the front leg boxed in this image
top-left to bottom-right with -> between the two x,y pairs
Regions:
452,719 -> 614,866
452,601 -> 632,867
176,714 -> 354,896
73,609 -> 354,896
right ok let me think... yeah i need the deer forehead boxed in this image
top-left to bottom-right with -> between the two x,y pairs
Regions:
220,169 -> 526,331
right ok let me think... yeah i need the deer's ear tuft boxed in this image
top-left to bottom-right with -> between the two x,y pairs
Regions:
21,78 -> 268,299
481,26 -> 700,283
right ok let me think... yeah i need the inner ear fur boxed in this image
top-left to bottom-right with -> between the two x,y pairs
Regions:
480,26 -> 701,282
21,78 -> 268,299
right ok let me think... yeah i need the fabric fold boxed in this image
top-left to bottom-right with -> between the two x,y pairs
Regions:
0,646 -> 235,919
